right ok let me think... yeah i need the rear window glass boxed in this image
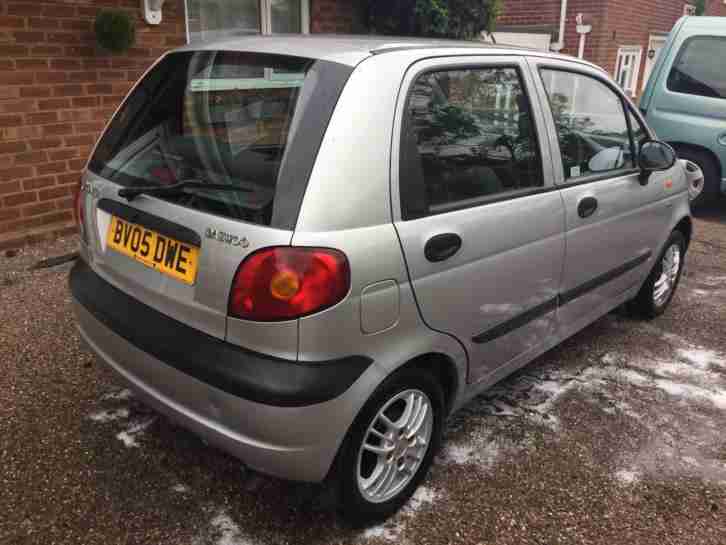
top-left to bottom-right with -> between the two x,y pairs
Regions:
667,36 -> 726,99
89,51 -> 341,227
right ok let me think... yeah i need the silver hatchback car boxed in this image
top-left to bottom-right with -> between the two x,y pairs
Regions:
71,35 -> 691,522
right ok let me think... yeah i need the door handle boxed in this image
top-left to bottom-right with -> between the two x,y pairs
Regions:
424,233 -> 462,262
577,196 -> 598,218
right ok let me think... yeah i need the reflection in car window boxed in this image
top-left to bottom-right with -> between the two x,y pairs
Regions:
400,67 -> 544,219
667,37 -> 726,99
628,109 -> 648,157
541,70 -> 634,180
89,51 -> 312,226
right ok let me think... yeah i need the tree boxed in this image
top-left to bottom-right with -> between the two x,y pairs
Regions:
362,0 -> 502,39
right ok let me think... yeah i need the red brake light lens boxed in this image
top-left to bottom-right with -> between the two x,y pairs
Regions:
228,247 -> 350,321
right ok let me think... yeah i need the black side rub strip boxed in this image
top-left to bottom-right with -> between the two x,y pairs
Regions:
70,260 -> 372,407
558,251 -> 652,306
472,251 -> 652,344
472,297 -> 558,344
97,198 -> 202,247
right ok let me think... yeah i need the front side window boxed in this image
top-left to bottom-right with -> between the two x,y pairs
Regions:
541,69 -> 635,181
667,37 -> 726,99
400,67 -> 544,219
89,51 -> 341,226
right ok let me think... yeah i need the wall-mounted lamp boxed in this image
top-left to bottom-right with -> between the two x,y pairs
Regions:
141,0 -> 165,25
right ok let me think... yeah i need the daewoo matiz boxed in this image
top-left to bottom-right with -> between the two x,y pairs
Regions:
71,35 -> 691,522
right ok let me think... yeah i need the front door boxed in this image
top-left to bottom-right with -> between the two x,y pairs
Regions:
642,36 -> 667,92
392,56 -> 565,384
533,63 -> 669,333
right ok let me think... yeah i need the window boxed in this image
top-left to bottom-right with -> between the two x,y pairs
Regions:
89,51 -> 328,226
667,37 -> 726,99
186,0 -> 309,43
541,69 -> 636,180
615,46 -> 643,97
399,67 -> 544,219
683,4 -> 697,15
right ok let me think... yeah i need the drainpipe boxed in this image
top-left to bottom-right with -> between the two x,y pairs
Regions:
551,0 -> 568,52
575,13 -> 592,59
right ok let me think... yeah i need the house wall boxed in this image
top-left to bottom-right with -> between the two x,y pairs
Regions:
706,0 -> 726,15
0,0 -> 187,250
0,0 -> 356,250
498,0 -> 692,95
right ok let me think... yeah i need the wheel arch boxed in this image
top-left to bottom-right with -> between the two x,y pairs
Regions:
668,141 -> 722,181
674,215 -> 692,250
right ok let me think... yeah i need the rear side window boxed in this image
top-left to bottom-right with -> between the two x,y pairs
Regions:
399,66 -> 544,220
667,36 -> 726,99
89,51 -> 350,228
540,69 -> 635,181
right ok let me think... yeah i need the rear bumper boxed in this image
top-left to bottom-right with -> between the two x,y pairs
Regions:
70,259 -> 382,482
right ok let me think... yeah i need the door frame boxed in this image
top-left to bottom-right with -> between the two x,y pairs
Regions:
642,34 -> 667,91
390,54 -> 559,221
525,57 -> 656,188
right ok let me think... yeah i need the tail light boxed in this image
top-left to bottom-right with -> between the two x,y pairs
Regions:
74,185 -> 86,242
229,247 -> 350,321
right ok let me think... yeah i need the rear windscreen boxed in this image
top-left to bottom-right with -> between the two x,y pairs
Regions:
89,51 -> 351,228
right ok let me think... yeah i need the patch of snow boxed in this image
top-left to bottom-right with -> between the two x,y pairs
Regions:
601,353 -> 619,365
101,388 -> 133,401
677,347 -> 725,370
615,469 -> 640,484
690,289 -> 710,296
654,379 -> 726,410
361,486 -> 437,543
116,418 -> 155,448
88,408 -> 129,423
171,483 -> 190,494
209,511 -> 254,545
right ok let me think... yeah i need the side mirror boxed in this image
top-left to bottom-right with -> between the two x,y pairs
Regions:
638,140 -> 677,185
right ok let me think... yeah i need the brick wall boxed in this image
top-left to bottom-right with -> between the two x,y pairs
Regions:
706,0 -> 726,15
309,0 -> 356,33
497,0 -> 692,95
0,0 -> 186,250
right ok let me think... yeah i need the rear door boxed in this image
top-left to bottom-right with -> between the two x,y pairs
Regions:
392,56 -> 565,384
79,50 -> 349,356
530,61 -> 670,332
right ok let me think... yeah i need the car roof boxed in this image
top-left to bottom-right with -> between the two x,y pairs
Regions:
176,33 -> 601,71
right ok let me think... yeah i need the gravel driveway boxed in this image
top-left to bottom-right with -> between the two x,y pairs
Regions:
2,213 -> 726,545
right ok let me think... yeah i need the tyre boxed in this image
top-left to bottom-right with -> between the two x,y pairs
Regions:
675,147 -> 720,210
628,230 -> 686,319
337,367 -> 444,525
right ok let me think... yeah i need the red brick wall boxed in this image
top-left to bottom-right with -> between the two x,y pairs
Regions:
706,0 -> 726,15
0,0 -> 186,250
309,0 -> 355,33
598,0 -> 693,91
497,0 -> 692,95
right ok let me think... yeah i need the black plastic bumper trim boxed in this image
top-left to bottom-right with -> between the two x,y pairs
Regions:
69,259 -> 372,407
97,198 -> 201,247
558,251 -> 652,306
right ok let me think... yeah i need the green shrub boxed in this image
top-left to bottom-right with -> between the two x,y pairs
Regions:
94,9 -> 136,54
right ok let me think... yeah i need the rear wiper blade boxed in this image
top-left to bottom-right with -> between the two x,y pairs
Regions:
118,179 -> 251,201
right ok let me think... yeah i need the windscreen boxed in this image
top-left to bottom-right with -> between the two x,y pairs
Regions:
89,51 -> 346,227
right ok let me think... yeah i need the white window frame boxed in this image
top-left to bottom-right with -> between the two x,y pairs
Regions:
260,0 -> 310,35
615,46 -> 643,97
185,0 -> 309,44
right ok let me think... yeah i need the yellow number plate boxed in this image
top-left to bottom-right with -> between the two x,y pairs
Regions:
106,216 -> 199,285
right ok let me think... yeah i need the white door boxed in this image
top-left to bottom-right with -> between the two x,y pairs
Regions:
642,36 -> 667,91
